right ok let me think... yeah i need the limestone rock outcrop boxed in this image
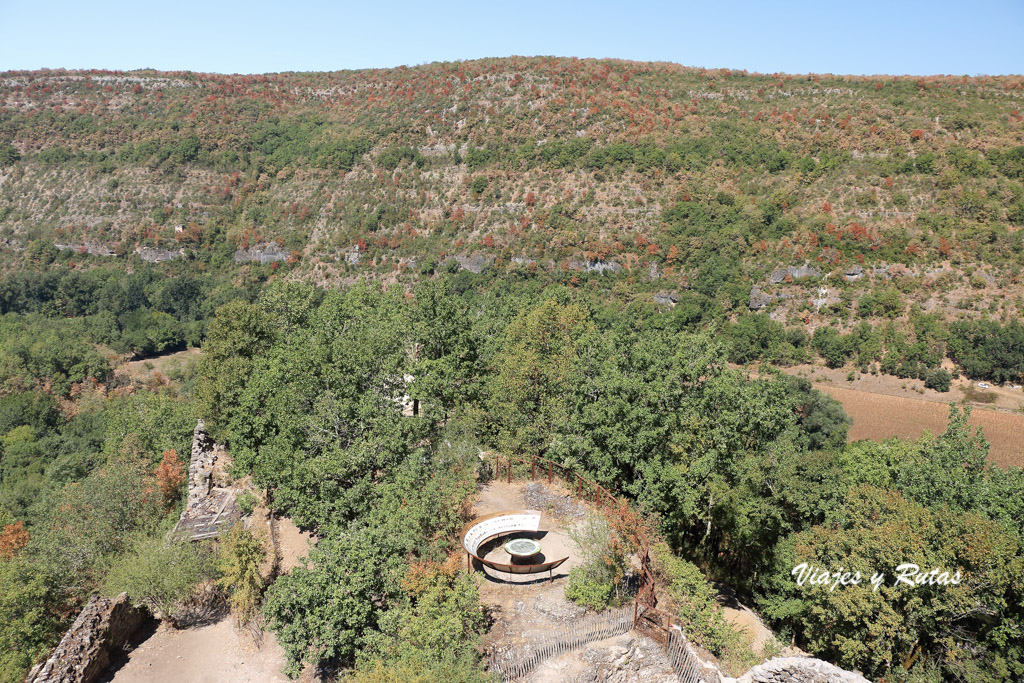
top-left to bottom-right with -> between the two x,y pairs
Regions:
729,656 -> 871,683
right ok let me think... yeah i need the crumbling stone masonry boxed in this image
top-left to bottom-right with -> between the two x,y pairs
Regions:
187,418 -> 216,509
170,419 -> 239,540
25,593 -> 144,683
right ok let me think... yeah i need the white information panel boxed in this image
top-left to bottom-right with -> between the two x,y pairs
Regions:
462,512 -> 541,555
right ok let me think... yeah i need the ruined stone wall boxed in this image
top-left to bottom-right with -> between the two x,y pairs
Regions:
187,418 -> 216,509
25,593 -> 144,683
732,656 -> 871,683
171,419 -> 239,540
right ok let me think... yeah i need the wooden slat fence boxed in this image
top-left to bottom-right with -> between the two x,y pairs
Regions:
487,605 -> 635,681
666,626 -> 705,683
494,454 -> 708,681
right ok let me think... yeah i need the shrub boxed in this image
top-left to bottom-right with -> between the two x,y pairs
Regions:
650,543 -> 739,656
0,522 -> 29,559
216,523 -> 266,627
564,568 -> 616,610
236,491 -> 257,515
812,327 -> 852,369
104,534 -> 216,622
924,368 -> 952,392
155,449 -> 185,510
858,287 -> 905,318
0,144 -> 19,166
38,146 -> 73,164
564,514 -> 627,610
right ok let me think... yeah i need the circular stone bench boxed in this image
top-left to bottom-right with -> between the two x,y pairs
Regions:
461,509 -> 569,579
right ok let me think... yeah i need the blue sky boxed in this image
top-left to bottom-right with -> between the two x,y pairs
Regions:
1,0 -> 1021,76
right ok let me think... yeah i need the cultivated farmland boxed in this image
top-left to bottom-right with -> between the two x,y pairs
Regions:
814,383 -> 1024,468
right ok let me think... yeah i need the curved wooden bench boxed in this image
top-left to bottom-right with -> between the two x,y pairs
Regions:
461,510 -> 569,579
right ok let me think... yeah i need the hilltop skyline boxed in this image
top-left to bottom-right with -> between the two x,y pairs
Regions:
1,0 -> 1022,76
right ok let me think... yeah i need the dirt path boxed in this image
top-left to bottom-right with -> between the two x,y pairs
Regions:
275,515 -> 315,574
716,584 -> 775,658
104,619 -> 289,683
104,514 -> 313,683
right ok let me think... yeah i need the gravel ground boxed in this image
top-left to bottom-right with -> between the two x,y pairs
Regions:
522,481 -> 589,520
532,632 -> 679,682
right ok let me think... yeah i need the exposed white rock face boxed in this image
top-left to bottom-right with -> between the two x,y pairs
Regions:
233,242 -> 287,264
726,656 -> 872,683
769,264 -> 821,283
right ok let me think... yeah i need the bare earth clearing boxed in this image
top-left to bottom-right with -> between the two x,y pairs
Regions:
104,516 -> 313,683
474,480 -> 683,681
102,619 -> 290,683
742,363 -> 1024,468
121,348 -> 201,385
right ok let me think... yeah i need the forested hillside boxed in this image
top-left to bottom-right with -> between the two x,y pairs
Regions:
1,59 -> 1023,683
2,58 -> 1024,382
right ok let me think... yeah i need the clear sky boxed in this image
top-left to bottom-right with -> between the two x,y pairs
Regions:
1,0 -> 1021,76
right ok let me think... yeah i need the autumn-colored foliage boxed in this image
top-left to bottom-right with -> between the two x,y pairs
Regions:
155,449 -> 186,510
0,521 -> 29,558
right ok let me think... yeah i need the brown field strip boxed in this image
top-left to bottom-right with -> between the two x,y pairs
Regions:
814,384 -> 1024,469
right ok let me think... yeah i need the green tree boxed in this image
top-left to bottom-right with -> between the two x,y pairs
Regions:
0,557 -> 63,683
897,405 -> 989,513
359,560 -> 487,671
263,531 -> 406,677
759,485 -> 1024,682
923,368 -> 951,392
486,299 -> 595,456
196,299 -> 276,439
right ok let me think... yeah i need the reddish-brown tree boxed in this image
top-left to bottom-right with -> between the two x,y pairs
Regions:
155,449 -> 185,511
0,521 -> 29,559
